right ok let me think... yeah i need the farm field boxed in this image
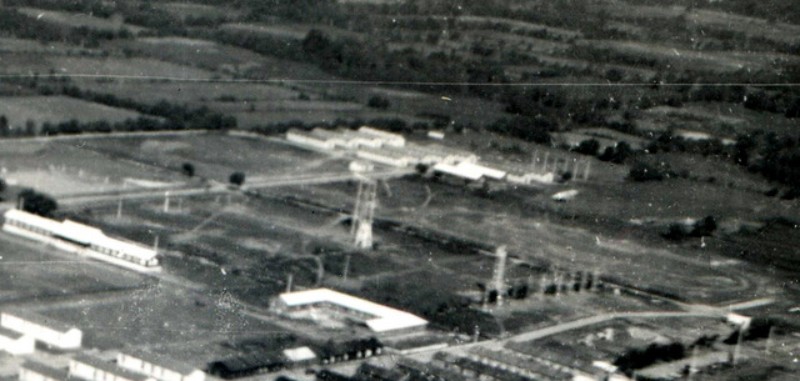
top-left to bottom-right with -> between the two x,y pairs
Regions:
0,96 -> 142,131
16,7 -> 147,34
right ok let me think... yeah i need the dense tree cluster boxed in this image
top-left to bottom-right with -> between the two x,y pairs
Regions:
663,216 -> 717,241
614,342 -> 686,375
17,188 -> 58,217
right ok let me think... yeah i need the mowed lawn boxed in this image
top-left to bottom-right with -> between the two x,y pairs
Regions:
0,96 -> 142,130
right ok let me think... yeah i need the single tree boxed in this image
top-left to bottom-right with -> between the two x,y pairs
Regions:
229,171 -> 246,186
182,162 -> 195,177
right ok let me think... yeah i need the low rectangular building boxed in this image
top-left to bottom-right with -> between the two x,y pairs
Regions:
19,361 -> 72,381
0,309 -> 82,350
0,326 -> 35,355
117,349 -> 205,381
70,354 -> 156,381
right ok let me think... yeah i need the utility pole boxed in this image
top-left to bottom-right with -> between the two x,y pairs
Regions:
342,254 -> 351,281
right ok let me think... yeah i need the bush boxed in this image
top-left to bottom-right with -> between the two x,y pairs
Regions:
629,162 -> 665,182
182,162 -> 195,177
367,95 -> 390,110
573,139 -> 600,156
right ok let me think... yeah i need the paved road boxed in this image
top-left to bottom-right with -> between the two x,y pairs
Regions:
57,168 -> 412,207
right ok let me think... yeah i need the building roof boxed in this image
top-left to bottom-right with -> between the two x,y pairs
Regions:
278,288 -> 428,333
0,325 -> 26,339
282,346 -> 317,362
456,162 -> 507,180
20,361 -> 72,381
2,308 -> 79,334
4,208 -> 62,232
357,127 -> 405,144
432,163 -> 483,181
120,348 -> 201,375
72,354 -> 154,381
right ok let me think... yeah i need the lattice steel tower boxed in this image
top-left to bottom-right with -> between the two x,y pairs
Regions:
351,167 -> 377,250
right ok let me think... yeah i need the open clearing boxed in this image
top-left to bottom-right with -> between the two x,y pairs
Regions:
0,234 -> 148,304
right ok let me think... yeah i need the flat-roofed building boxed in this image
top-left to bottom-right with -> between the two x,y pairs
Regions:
286,129 -> 336,151
0,309 -> 81,350
19,361 -> 72,381
117,349 -> 206,381
357,127 -> 405,147
0,326 -> 35,355
70,354 -> 156,381
273,288 -> 428,335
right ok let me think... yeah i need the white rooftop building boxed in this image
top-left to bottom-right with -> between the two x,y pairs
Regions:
432,162 -> 507,181
282,346 -> 317,363
0,309 -> 82,350
274,288 -> 428,334
0,326 -> 35,355
358,126 -> 406,147
117,349 -> 205,381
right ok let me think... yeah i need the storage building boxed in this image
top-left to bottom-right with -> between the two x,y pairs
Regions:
117,349 -> 206,381
70,354 -> 156,381
0,309 -> 81,350
0,326 -> 35,355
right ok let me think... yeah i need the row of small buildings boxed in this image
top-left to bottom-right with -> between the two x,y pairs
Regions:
20,350 -> 205,381
286,127 -> 554,185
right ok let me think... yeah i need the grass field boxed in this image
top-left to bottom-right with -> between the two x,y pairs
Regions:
0,234 -> 148,303
76,134 -> 351,182
37,282 -> 290,361
0,138 -> 181,194
0,96 -> 142,131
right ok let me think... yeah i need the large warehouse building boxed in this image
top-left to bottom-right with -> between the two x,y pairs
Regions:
273,288 -> 428,335
0,309 -> 82,350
